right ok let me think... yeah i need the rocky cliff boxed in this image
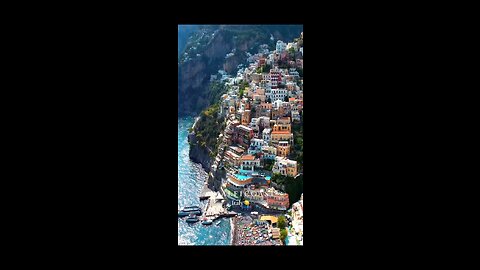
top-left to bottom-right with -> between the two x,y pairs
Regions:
188,132 -> 212,173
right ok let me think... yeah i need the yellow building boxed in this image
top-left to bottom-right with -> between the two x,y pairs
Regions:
286,164 -> 297,177
271,131 -> 292,143
276,141 -> 290,157
272,120 -> 291,133
273,157 -> 298,177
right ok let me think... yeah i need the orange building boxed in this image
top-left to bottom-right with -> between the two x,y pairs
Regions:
241,110 -> 251,126
277,117 -> 291,126
276,141 -> 290,157
260,102 -> 272,110
265,187 -> 289,210
271,131 -> 292,144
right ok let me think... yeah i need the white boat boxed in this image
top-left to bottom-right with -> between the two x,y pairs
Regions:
202,219 -> 213,225
215,220 -> 221,226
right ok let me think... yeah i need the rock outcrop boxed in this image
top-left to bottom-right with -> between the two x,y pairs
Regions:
188,132 -> 212,173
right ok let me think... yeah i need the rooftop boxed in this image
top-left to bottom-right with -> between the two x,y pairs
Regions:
241,155 -> 256,161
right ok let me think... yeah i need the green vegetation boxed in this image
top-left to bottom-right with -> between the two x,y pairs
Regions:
207,81 -> 227,106
271,173 -> 303,206
280,228 -> 288,243
290,115 -> 303,171
278,215 -> 287,229
239,81 -> 248,98
297,68 -> 303,78
263,64 -> 272,73
193,103 -> 225,157
263,159 -> 274,171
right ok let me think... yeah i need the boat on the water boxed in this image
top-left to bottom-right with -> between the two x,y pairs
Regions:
183,206 -> 200,211
186,214 -> 199,223
178,211 -> 189,217
215,220 -> 221,226
178,206 -> 202,217
202,218 -> 213,225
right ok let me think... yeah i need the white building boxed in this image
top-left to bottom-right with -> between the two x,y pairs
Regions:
261,145 -> 277,160
286,42 -> 298,51
240,155 -> 261,172
291,111 -> 301,122
289,68 -> 299,78
250,138 -> 266,148
276,40 -> 286,53
248,138 -> 266,155
267,89 -> 288,102
273,157 -> 297,177
262,128 -> 272,144
290,194 -> 303,245
257,116 -> 270,130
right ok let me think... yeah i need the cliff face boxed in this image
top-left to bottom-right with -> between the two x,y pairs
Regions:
178,25 -> 198,57
208,165 -> 226,192
188,132 -> 211,173
178,30 -> 236,116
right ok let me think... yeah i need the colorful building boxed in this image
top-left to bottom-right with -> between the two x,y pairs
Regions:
240,154 -> 260,172
234,125 -> 253,147
271,130 -> 293,144
265,187 -> 289,210
276,141 -> 290,157
273,157 -> 298,177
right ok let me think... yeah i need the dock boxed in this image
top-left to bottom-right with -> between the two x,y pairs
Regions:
199,184 -> 216,201
201,190 -> 237,221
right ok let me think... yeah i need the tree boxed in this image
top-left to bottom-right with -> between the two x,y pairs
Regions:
280,228 -> 288,243
264,64 -> 272,73
278,215 -> 287,229
284,95 -> 289,102
263,159 -> 274,171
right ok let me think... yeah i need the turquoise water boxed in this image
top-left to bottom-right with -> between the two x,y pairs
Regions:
234,174 -> 271,181
235,174 -> 251,181
178,117 -> 231,245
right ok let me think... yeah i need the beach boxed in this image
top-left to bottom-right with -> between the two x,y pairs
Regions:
232,214 -> 282,246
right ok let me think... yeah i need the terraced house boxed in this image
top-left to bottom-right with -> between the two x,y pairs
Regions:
273,157 -> 298,177
240,154 -> 260,173
265,187 -> 289,210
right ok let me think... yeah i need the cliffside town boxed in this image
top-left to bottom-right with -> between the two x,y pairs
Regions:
188,32 -> 304,245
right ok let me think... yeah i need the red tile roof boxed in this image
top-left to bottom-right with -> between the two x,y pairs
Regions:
241,155 -> 255,161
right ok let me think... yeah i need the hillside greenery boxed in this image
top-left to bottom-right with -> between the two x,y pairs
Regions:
290,112 -> 303,172
192,103 -> 225,158
207,81 -> 228,106
271,173 -> 303,206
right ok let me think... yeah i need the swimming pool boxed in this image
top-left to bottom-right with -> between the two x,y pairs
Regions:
234,174 -> 271,181
235,174 -> 251,181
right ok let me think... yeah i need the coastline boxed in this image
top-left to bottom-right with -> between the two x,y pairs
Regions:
231,216 -> 238,246
230,217 -> 235,245
191,116 -> 200,130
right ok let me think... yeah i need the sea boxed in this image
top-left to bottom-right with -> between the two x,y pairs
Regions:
178,116 -> 231,245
